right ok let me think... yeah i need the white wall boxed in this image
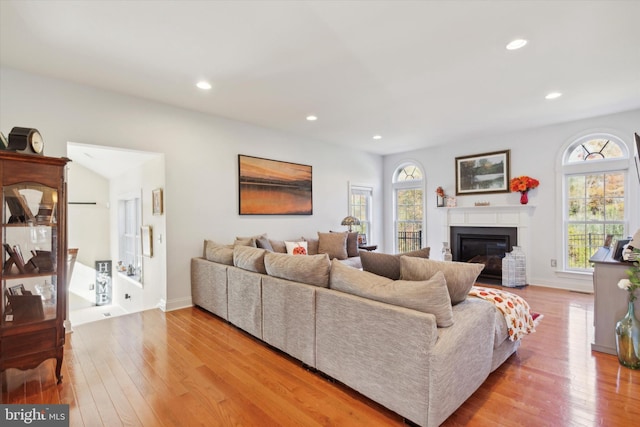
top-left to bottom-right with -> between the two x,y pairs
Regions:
383,108 -> 640,292
67,162 -> 110,266
0,67 -> 384,310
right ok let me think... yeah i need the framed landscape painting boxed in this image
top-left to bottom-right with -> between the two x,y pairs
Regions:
238,155 -> 313,215
455,150 -> 510,195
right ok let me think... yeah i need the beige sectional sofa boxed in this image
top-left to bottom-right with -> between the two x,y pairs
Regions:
191,238 -> 521,427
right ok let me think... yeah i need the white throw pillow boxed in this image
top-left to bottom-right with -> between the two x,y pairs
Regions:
285,241 -> 308,255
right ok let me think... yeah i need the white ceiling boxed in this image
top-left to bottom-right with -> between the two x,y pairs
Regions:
1,0 -> 639,155
67,142 -> 160,180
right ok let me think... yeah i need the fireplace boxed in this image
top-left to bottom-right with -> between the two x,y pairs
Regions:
450,226 -> 517,283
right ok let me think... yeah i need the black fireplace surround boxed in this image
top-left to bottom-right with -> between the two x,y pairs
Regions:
450,226 -> 517,283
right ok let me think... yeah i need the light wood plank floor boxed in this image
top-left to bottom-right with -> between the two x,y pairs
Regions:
2,285 -> 639,426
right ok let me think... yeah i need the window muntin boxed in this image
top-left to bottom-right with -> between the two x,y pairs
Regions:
394,165 -> 423,182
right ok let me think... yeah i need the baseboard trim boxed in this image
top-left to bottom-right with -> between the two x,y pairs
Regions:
158,296 -> 193,312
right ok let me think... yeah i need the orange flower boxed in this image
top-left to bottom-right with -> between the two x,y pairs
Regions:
510,176 -> 539,192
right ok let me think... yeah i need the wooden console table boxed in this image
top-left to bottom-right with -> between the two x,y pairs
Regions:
590,247 -> 637,355
358,245 -> 377,251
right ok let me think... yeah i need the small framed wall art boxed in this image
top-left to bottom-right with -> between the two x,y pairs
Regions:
152,188 -> 163,215
141,226 -> 153,257
455,150 -> 510,195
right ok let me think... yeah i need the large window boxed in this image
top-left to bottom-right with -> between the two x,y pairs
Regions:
349,185 -> 372,243
393,163 -> 424,253
563,135 -> 628,270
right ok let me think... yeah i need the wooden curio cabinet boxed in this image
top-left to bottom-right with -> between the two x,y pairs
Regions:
0,152 -> 69,383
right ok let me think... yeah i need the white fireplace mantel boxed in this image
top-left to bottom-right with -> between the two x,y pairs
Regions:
445,205 -> 535,283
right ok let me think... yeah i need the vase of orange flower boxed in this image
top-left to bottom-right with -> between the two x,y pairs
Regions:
510,176 -> 539,205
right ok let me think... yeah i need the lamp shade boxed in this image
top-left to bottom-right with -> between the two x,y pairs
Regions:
341,216 -> 360,231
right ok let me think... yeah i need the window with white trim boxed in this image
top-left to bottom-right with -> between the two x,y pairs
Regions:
393,163 -> 424,253
563,135 -> 628,270
349,185 -> 372,245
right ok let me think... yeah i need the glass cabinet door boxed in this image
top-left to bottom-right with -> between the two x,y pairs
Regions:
1,183 -> 58,326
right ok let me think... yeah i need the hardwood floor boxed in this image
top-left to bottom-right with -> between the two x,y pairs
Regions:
2,285 -> 639,426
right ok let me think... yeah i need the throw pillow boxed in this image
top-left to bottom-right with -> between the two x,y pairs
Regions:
256,236 -> 274,252
264,252 -> 331,287
317,231 -> 348,260
204,240 -> 234,265
399,256 -> 484,305
330,231 -> 359,257
285,241 -> 308,255
234,237 -> 256,247
301,237 -> 319,255
360,247 -> 431,280
233,246 -> 267,274
269,239 -> 287,253
330,261 -> 453,327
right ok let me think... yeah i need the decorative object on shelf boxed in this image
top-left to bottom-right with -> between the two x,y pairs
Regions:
474,201 -> 490,206
446,196 -> 457,207
622,229 -> 640,262
238,155 -> 312,215
95,260 -> 112,306
441,242 -> 452,261
152,188 -> 163,215
341,215 -> 360,232
455,150 -> 510,195
615,251 -> 640,369
510,175 -> 539,205
35,280 -> 55,305
7,127 -> 44,155
435,186 -> 446,207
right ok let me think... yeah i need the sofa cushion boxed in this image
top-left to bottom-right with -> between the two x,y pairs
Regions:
234,237 -> 256,247
318,232 -> 348,260
330,261 -> 453,327
233,245 -> 267,274
204,240 -> 234,265
269,239 -> 287,253
360,247 -> 431,280
255,236 -> 274,252
285,241 -> 308,255
331,231 -> 359,257
301,237 -> 319,255
399,257 -> 484,305
264,252 -> 331,287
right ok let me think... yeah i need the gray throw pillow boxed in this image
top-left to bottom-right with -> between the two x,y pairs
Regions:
256,236 -> 274,252
233,245 -> 267,274
204,240 -> 234,265
301,237 -> 319,255
264,252 -> 331,287
399,256 -> 484,305
360,247 -> 431,280
318,232 -> 348,260
331,231 -> 359,257
330,261 -> 453,327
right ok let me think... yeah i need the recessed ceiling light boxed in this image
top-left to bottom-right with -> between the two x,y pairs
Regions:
306,115 -> 318,121
196,81 -> 212,90
373,135 -> 382,140
506,39 -> 528,50
545,92 -> 562,100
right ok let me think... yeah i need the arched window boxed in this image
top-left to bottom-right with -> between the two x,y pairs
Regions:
562,134 -> 629,271
393,163 -> 424,253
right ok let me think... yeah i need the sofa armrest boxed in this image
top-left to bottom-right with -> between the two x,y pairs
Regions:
191,257 -> 228,320
426,297 -> 496,426
315,287 -> 437,426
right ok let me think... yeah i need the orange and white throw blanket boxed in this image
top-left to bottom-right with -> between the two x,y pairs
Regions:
469,286 -> 539,341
